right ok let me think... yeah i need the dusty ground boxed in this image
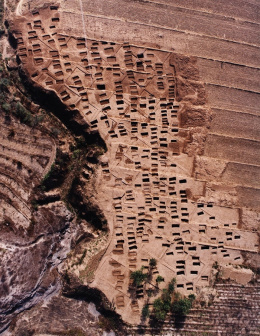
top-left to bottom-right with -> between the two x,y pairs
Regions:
7,0 -> 260,326
0,0 -> 259,334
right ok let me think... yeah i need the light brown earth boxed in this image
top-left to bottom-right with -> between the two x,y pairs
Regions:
0,0 -> 259,334
8,0 -> 260,325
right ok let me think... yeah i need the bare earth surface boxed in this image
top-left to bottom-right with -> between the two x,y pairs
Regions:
0,0 -> 259,335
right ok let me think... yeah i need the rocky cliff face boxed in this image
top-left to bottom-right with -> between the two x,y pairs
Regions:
0,202 -> 74,329
0,48 -> 112,333
0,54 -> 77,331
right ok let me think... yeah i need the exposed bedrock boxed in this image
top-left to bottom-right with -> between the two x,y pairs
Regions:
0,201 -> 75,332
0,22 -> 109,332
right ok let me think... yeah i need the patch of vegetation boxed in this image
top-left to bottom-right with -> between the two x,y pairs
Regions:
128,258 -> 196,327
98,315 -> 119,332
141,303 -> 150,319
212,261 -> 219,269
212,261 -> 223,284
129,259 -> 169,310
150,278 -> 195,325
149,258 -> 157,268
50,126 -> 61,137
14,101 -> 45,127
0,77 -> 11,90
172,294 -> 195,317
153,297 -> 171,321
2,101 -> 10,111
0,57 -> 45,129
156,275 -> 165,284
78,249 -> 87,264
151,278 -> 176,322
72,249 -> 87,267
130,267 -> 148,287
16,329 -> 35,336
31,199 -> 39,211
40,149 -> 70,191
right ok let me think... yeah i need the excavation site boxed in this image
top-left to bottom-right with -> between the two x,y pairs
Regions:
0,0 -> 259,335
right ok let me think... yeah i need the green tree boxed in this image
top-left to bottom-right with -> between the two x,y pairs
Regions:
130,269 -> 147,287
149,258 -> 157,268
172,297 -> 192,316
153,297 -> 171,321
141,304 -> 150,319
156,275 -> 165,284
0,78 -> 11,90
168,278 -> 176,294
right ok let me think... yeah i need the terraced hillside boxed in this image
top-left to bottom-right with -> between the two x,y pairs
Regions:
7,283 -> 260,335
0,112 -> 55,227
0,51 -> 77,332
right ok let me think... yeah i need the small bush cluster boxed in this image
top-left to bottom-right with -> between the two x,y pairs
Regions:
60,329 -> 86,336
152,278 -> 176,321
129,259 -> 196,324
141,304 -> 150,319
130,259 -> 164,290
14,102 -> 44,127
0,56 -> 45,128
0,77 -> 11,90
130,267 -> 148,287
172,294 -> 195,317
151,279 -> 195,322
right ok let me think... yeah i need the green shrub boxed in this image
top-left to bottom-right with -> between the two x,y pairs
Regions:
72,149 -> 82,159
212,261 -> 219,269
168,278 -> 176,294
172,297 -> 193,316
153,297 -> 171,321
62,328 -> 86,336
80,249 -> 87,264
0,77 -> 11,90
31,199 -> 39,211
32,114 -> 44,126
149,258 -> 157,268
50,127 -> 61,137
151,278 -> 194,322
2,102 -> 10,112
156,275 -> 165,284
15,102 -> 34,125
188,294 -> 196,302
142,304 -> 150,319
130,268 -> 147,287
